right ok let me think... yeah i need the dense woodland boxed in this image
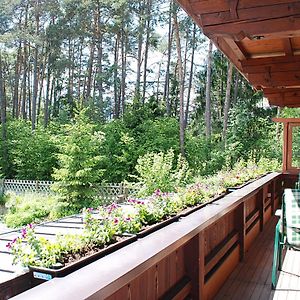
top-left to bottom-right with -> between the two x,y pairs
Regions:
0,0 -> 284,184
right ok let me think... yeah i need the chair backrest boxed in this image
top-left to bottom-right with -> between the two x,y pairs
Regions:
283,189 -> 300,248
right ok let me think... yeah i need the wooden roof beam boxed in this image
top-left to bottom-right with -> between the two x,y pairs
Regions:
264,88 -> 300,107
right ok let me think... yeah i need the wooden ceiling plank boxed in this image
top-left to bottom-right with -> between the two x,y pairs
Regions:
204,17 -> 300,41
242,55 -> 300,67
248,70 -> 300,88
198,2 -> 300,27
190,0 -> 295,14
242,61 -> 300,74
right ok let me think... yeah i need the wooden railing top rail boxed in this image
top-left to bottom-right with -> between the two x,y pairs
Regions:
11,172 -> 281,300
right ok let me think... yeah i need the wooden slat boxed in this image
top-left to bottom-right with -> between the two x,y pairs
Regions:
246,210 -> 260,230
160,276 -> 191,300
189,0 -> 295,15
199,2 -> 300,27
205,232 -> 239,275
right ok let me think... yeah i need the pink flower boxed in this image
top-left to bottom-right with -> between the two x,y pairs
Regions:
107,203 -> 119,214
155,189 -> 161,196
6,242 -> 11,249
21,228 -> 27,238
114,218 -> 119,224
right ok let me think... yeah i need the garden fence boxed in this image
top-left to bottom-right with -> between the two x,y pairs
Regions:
0,179 -> 140,203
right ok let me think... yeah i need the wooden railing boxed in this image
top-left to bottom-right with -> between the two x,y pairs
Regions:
9,172 -> 298,300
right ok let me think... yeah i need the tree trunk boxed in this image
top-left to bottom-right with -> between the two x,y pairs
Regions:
114,34 -> 120,118
185,23 -> 196,129
205,40 -> 213,138
32,0 -> 40,130
135,1 -> 145,102
44,49 -> 51,127
13,44 -> 22,118
121,22 -> 128,116
0,52 -> 8,174
142,0 -> 152,103
222,61 -> 233,144
164,0 -> 173,116
233,70 -> 239,105
173,9 -> 185,156
96,4 -> 104,119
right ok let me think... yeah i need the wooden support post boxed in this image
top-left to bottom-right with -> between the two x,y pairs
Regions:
257,189 -> 264,232
184,233 -> 201,299
271,180 -> 276,215
199,231 -> 205,299
235,203 -> 245,261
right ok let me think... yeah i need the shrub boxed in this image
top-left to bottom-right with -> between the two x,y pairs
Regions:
134,150 -> 191,196
4,192 -> 59,228
52,110 -> 105,209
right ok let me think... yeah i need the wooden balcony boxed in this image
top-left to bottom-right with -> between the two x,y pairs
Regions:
2,172 -> 297,300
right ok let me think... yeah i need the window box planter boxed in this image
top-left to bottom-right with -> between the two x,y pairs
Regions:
29,233 -> 137,281
178,192 -> 228,218
226,172 -> 270,194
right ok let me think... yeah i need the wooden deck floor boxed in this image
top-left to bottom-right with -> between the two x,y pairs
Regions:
215,217 -> 300,300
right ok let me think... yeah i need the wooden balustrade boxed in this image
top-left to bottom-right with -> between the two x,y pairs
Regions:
10,172 -> 298,300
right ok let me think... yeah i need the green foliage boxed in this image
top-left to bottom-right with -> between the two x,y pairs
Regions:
134,149 -> 191,196
4,192 -> 59,228
100,120 -> 137,182
52,110 -> 105,209
3,120 -> 58,180
225,104 -> 280,166
185,134 -> 225,175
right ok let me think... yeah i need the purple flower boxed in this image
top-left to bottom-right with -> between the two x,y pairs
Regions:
155,189 -> 161,196
125,217 -> 131,222
6,242 -> 11,249
107,203 -> 119,214
28,223 -> 33,229
114,218 -> 119,224
128,198 -> 145,205
21,228 -> 27,238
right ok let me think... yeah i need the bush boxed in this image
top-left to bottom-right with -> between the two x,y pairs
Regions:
4,192 -> 60,228
134,149 -> 191,196
52,110 -> 105,209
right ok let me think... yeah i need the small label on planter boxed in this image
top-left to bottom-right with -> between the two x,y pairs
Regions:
33,271 -> 52,281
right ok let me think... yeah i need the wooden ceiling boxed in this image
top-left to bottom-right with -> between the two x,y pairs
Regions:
177,0 -> 300,107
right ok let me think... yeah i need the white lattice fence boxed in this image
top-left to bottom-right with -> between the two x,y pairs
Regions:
3,180 -> 53,194
0,180 -> 140,202
95,183 -> 140,204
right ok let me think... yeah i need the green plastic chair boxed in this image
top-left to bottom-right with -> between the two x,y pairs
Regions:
272,189 -> 300,289
295,174 -> 300,189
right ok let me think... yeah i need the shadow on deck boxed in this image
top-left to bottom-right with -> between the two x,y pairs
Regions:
215,217 -> 300,300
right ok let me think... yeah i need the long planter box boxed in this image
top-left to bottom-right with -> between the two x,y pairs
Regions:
27,174 -> 270,281
29,234 -> 137,280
